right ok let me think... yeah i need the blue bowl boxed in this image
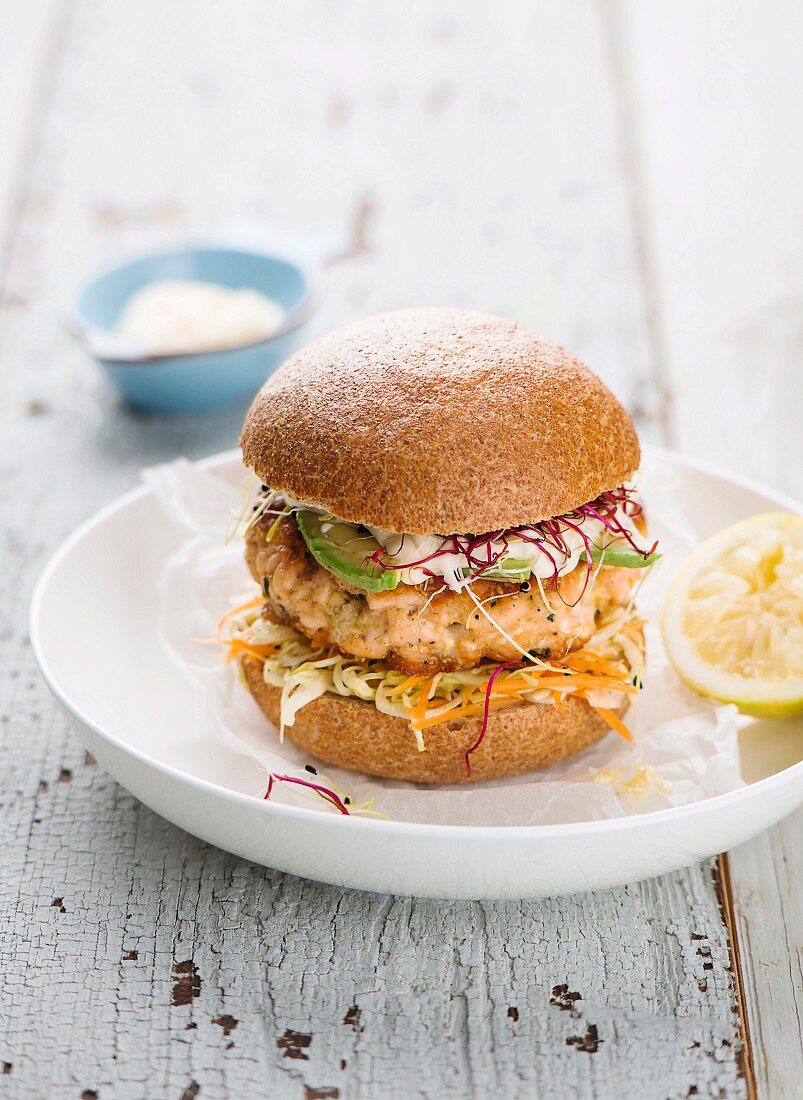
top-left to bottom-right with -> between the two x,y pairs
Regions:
73,245 -> 322,413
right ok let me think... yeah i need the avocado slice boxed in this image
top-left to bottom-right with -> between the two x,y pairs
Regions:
295,509 -> 401,591
472,558 -> 532,582
583,545 -> 660,568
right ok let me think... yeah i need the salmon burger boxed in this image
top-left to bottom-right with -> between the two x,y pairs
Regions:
228,308 -> 658,784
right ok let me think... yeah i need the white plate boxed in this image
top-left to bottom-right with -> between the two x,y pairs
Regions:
31,447 -> 803,899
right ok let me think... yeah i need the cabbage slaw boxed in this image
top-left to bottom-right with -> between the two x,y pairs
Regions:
214,597 -> 645,753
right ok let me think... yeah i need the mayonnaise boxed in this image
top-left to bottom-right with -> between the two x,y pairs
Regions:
368,503 -> 641,590
116,279 -> 285,355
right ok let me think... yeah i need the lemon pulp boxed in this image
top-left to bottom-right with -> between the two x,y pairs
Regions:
663,513 -> 803,716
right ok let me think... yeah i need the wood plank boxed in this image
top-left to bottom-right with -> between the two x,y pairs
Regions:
726,823 -> 803,1097
618,0 -> 803,490
618,2 -> 803,1095
1,739 -> 747,1099
0,0 -> 65,260
0,0 -> 754,1096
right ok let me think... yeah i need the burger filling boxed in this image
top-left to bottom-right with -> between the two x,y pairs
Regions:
219,482 -> 657,762
245,511 -> 643,672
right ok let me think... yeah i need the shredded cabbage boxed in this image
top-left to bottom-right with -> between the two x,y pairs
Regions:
226,603 -> 643,749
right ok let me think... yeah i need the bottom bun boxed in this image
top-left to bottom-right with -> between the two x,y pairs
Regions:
242,657 -> 624,785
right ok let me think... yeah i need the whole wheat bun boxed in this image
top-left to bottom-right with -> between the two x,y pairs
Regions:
240,308 -> 640,534
242,657 -> 625,784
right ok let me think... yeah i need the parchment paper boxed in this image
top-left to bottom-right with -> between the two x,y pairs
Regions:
144,456 -> 744,826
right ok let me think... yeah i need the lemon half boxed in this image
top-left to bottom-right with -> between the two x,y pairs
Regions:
662,512 -> 803,717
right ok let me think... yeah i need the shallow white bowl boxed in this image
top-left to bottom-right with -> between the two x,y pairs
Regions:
31,447 -> 803,899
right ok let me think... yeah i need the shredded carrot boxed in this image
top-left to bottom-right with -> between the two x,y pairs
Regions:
410,687 -> 637,736
412,697 -> 523,731
223,639 -> 278,663
479,679 -> 559,698
400,659 -> 637,734
560,652 -> 626,676
525,673 -> 638,695
486,672 -> 635,698
215,593 -> 264,635
552,690 -> 566,710
193,591 -> 277,666
594,707 -> 633,742
409,676 -> 436,723
459,692 -> 475,715
388,674 -> 431,698
193,636 -> 277,666
483,674 -> 566,693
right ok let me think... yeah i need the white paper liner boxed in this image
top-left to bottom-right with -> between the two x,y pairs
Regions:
144,455 -> 744,826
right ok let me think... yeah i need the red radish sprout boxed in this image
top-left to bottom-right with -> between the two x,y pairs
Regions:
255,483 -> 658,594
264,773 -> 351,814
464,660 -> 522,778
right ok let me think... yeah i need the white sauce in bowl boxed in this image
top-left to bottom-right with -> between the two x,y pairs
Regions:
116,279 -> 285,355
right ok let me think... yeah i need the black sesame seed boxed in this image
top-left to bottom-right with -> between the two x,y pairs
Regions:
344,797 -> 351,805
304,764 -> 318,775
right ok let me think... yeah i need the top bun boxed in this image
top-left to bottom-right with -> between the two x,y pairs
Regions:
240,308 -> 640,534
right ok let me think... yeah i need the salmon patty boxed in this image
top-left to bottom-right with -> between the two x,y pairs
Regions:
245,515 -> 639,673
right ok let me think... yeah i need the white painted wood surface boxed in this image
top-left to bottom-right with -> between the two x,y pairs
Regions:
619,5 -> 803,1094
0,1 -> 800,1096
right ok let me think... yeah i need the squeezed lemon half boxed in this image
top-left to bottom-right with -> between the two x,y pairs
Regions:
662,512 -> 803,716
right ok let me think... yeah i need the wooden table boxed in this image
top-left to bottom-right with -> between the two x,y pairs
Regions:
1,3 -> 801,1097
